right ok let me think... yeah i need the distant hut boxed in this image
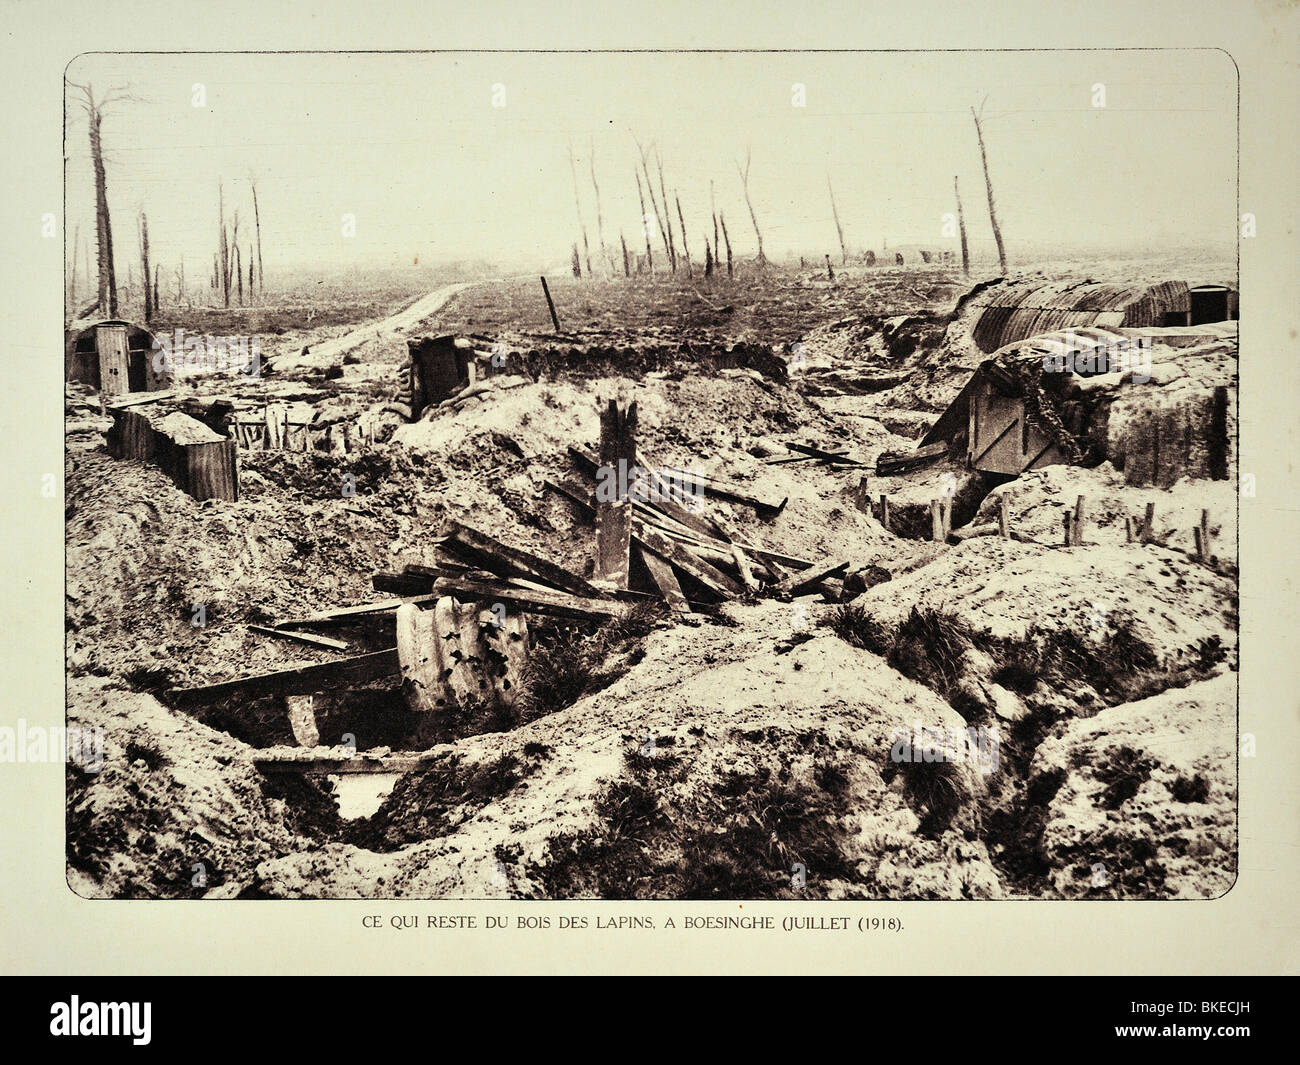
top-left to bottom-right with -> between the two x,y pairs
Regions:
968,279 -> 1236,354
65,319 -> 166,397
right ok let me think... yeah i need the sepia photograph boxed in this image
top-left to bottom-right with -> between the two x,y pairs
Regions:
59,48 -> 1241,903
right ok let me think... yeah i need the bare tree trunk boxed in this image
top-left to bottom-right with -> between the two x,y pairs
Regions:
571,244 -> 582,279
704,242 -> 714,279
828,174 -> 848,265
567,144 -> 592,278
218,182 -> 229,308
85,88 -> 118,316
655,148 -> 677,272
634,169 -> 655,277
153,265 -> 160,312
139,212 -> 152,323
250,177 -> 264,295
588,139 -> 609,277
710,180 -> 720,263
634,137 -> 673,272
954,174 -> 970,277
235,244 -> 243,304
620,231 -> 630,278
720,212 -> 733,278
228,211 -> 241,298
675,195 -> 691,278
971,105 -> 1008,275
68,224 -> 79,316
737,147 -> 765,265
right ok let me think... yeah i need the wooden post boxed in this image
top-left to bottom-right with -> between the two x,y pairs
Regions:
1072,495 -> 1086,546
998,496 -> 1010,539
540,275 -> 561,333
1064,512 -> 1074,546
1196,509 -> 1211,562
931,499 -> 944,542
1142,502 -> 1156,544
595,399 -> 637,588
1125,516 -> 1134,543
879,494 -> 891,533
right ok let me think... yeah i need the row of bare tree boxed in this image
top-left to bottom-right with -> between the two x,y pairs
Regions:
66,82 -> 269,324
566,104 -> 1008,281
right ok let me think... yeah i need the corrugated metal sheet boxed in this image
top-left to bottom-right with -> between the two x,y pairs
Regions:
971,281 -> 1200,352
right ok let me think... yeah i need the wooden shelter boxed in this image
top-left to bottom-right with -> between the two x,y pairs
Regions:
65,320 -> 167,398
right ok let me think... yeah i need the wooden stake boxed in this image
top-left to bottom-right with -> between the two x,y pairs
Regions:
1142,502 -> 1155,544
998,496 -> 1010,539
879,494 -> 891,533
931,499 -> 944,542
540,275 -> 561,332
1125,516 -> 1134,543
1073,495 -> 1086,545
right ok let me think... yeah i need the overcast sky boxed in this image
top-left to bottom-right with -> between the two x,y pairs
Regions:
63,49 -> 1237,278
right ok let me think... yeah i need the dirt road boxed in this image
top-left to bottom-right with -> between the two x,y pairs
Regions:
269,280 -> 479,372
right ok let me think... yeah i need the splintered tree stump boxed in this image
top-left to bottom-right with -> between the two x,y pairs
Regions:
595,398 -> 638,588
109,406 -> 238,501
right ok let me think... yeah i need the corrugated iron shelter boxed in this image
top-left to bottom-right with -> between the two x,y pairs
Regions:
968,280 -> 1225,353
65,320 -> 166,398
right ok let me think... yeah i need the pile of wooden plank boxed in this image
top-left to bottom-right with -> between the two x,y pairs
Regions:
547,410 -> 846,610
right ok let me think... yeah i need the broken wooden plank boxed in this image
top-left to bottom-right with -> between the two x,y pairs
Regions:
569,445 -> 718,537
634,542 -> 691,615
168,649 -> 401,704
272,596 -> 436,629
636,528 -> 744,599
248,625 -> 350,652
431,576 -> 623,620
105,389 -> 176,410
784,442 -> 866,466
876,441 -> 948,476
772,558 -> 849,597
372,570 -> 437,596
544,477 -> 596,519
651,461 -> 788,515
439,520 -> 602,598
253,751 -> 438,776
